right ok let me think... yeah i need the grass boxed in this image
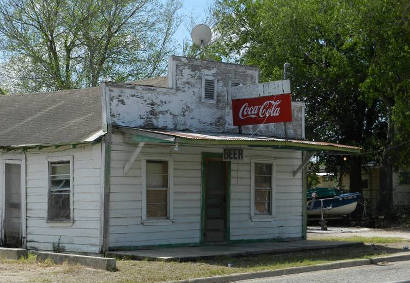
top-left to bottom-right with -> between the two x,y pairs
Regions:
0,246 -> 400,283
312,236 -> 408,244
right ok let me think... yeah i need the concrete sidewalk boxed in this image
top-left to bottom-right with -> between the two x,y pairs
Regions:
107,240 -> 363,261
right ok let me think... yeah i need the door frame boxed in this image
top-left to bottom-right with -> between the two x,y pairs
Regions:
1,158 -> 26,248
200,152 -> 231,244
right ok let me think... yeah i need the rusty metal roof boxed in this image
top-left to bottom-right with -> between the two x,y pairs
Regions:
122,128 -> 361,153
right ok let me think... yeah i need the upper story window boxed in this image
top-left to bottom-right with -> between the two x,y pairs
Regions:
202,76 -> 217,102
48,159 -> 73,222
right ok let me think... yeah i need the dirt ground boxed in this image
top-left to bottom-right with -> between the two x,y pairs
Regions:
1,227 -> 410,282
308,226 -> 410,246
307,226 -> 410,239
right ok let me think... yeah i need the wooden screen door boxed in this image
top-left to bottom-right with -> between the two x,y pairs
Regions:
3,162 -> 22,247
203,156 -> 228,243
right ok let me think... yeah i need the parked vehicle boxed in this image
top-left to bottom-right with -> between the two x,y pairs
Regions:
307,192 -> 361,216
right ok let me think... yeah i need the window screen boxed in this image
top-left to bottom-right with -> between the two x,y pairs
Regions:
254,163 -> 272,215
146,160 -> 169,218
48,161 -> 71,221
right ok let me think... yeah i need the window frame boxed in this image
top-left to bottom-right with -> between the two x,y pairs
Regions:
201,75 -> 217,103
141,158 -> 174,225
399,171 -> 410,185
250,160 -> 276,221
47,156 -> 74,223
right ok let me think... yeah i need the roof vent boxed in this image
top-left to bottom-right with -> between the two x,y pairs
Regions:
202,77 -> 217,102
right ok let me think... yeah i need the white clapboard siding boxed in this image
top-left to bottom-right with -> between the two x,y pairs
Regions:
109,133 -> 203,247
108,132 -> 303,248
24,144 -> 103,253
229,148 -> 303,241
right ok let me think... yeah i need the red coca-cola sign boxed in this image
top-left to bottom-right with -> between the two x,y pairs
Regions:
232,94 -> 292,126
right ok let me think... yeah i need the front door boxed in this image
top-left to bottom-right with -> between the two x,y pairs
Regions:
203,156 -> 228,243
4,163 -> 22,247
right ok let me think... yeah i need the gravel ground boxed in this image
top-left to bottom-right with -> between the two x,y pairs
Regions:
307,226 -> 410,240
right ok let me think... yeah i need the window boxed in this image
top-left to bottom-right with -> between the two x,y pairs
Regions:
48,160 -> 72,221
146,160 -> 169,218
251,161 -> 275,219
254,163 -> 273,215
399,171 -> 410,185
202,76 -> 217,102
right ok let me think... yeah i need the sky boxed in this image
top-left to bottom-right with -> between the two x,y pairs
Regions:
175,0 -> 214,49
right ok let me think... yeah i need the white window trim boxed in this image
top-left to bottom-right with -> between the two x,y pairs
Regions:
47,156 -> 74,224
201,75 -> 217,103
141,158 -> 174,225
250,160 -> 276,221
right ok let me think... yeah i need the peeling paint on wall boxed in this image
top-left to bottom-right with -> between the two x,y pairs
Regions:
108,56 -> 305,139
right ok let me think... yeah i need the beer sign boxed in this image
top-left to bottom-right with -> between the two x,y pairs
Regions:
231,94 -> 292,126
223,148 -> 243,161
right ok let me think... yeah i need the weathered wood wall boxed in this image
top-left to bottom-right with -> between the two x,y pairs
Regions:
108,131 -> 302,248
0,144 -> 103,253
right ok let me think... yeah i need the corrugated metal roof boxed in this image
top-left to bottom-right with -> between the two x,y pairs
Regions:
0,87 -> 104,148
124,128 -> 361,153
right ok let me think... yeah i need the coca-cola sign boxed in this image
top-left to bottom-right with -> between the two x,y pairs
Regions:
232,94 -> 292,126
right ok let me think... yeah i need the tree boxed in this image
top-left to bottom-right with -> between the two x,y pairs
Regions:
210,0 -> 409,216
0,0 -> 181,92
358,0 -> 410,216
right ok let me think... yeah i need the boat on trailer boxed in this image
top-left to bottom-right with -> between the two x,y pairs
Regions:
307,192 -> 361,216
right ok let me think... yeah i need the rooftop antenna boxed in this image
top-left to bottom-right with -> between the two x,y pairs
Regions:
191,24 -> 212,48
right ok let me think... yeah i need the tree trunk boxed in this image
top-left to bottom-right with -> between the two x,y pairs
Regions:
349,155 -> 363,220
377,158 -> 393,219
377,109 -> 394,221
349,155 -> 362,194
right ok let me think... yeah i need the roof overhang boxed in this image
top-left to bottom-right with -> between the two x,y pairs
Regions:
0,130 -> 106,151
120,127 -> 361,153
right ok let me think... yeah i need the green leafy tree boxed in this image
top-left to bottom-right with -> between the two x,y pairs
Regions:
211,0 -> 409,216
0,0 -> 181,92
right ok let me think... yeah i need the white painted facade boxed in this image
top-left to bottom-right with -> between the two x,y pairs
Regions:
0,144 -> 103,253
109,56 -> 305,139
108,131 -> 302,248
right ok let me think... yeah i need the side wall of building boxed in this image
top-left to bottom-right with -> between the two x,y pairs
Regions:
393,169 -> 410,207
0,144 -> 103,253
108,131 -> 302,248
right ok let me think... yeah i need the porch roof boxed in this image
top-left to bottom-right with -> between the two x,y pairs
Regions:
121,127 -> 361,153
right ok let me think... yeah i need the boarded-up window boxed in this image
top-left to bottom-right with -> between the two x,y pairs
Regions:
254,163 -> 272,215
146,160 -> 168,218
48,161 -> 71,221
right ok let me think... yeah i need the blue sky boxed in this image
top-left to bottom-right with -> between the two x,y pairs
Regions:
175,0 -> 214,48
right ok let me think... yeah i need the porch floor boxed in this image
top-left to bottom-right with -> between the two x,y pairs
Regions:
106,240 -> 363,261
